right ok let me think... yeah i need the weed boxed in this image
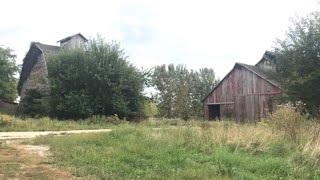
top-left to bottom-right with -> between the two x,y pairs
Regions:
33,121 -> 320,179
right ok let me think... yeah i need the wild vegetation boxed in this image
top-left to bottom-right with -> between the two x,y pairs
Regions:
18,37 -> 145,120
0,47 -> 18,102
29,107 -> 320,179
274,12 -> 320,116
0,113 -> 123,132
152,64 -> 217,119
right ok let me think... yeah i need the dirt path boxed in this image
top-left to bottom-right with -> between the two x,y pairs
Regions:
0,129 -> 112,179
0,140 -> 77,180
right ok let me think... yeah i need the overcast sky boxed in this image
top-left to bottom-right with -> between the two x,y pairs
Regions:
0,0 -> 319,78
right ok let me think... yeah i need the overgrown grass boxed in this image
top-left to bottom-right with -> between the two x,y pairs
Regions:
0,115 -> 125,132
34,120 -> 320,179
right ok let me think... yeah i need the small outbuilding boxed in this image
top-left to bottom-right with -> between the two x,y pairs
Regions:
202,51 -> 283,122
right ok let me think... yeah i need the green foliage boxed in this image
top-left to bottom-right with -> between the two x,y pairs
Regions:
152,64 -> 217,119
274,12 -> 320,116
17,89 -> 48,118
0,47 -> 18,101
143,100 -> 159,118
46,37 -> 145,120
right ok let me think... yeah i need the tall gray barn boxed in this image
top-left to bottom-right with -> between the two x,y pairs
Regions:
18,33 -> 87,98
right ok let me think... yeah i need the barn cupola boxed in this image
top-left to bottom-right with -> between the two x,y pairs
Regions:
57,33 -> 88,49
255,51 -> 276,72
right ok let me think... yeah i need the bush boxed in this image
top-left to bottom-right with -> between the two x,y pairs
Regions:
85,114 -> 124,125
17,89 -> 48,118
0,113 -> 14,126
269,104 -> 304,143
46,37 -> 145,120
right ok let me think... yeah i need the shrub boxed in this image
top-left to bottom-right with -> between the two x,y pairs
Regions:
269,104 -> 304,143
17,89 -> 48,118
47,37 -> 145,120
85,114 -> 124,125
0,113 -> 14,126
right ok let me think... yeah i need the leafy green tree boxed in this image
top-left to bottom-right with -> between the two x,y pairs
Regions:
192,68 -> 218,117
152,64 -> 217,119
143,100 -> 159,118
0,47 -> 18,101
152,64 -> 176,118
274,12 -> 320,116
47,37 -> 145,119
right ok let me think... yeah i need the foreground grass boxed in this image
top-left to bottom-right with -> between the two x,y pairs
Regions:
34,121 -> 320,179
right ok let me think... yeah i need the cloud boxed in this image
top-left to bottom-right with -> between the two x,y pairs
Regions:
0,0 -> 318,78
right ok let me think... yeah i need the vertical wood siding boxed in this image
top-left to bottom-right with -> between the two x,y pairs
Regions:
204,64 -> 282,121
20,54 -> 50,98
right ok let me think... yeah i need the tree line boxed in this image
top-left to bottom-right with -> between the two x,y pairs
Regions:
1,11 -> 320,119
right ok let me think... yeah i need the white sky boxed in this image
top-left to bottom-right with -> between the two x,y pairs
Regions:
0,0 -> 319,79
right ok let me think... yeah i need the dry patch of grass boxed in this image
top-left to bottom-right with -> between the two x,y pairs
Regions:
0,140 -> 76,180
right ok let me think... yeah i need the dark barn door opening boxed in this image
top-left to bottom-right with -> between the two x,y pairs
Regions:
208,105 -> 220,120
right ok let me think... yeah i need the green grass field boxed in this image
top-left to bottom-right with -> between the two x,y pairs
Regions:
0,115 -> 122,132
33,121 -> 320,179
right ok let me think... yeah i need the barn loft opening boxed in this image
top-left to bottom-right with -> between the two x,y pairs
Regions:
208,104 -> 220,120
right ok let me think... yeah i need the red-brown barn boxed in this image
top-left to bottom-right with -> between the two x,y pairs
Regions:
202,51 -> 283,122
0,99 -> 17,111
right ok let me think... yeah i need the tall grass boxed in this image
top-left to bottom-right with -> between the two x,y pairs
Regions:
34,118 -> 320,179
0,114 -> 125,132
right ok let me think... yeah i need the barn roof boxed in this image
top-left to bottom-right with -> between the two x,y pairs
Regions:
57,33 -> 88,43
201,62 -> 282,102
255,50 -> 275,66
236,63 -> 280,87
17,42 -> 59,95
0,99 -> 18,105
35,43 -> 59,54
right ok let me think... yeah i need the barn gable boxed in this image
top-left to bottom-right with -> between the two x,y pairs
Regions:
255,51 -> 276,72
203,59 -> 283,122
18,42 -> 59,96
18,33 -> 87,98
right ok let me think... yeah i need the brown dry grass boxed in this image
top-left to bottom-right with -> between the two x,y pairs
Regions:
0,140 -> 76,180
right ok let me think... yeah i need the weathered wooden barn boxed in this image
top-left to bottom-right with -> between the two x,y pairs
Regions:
202,51 -> 283,122
0,99 -> 17,111
18,33 -> 87,98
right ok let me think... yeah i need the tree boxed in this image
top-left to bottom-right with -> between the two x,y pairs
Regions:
46,37 -> 145,119
0,47 -> 18,101
191,68 -> 218,117
274,12 -> 320,116
152,64 -> 217,119
152,64 -> 176,118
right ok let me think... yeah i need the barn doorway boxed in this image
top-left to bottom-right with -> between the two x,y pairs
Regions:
208,104 -> 220,120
